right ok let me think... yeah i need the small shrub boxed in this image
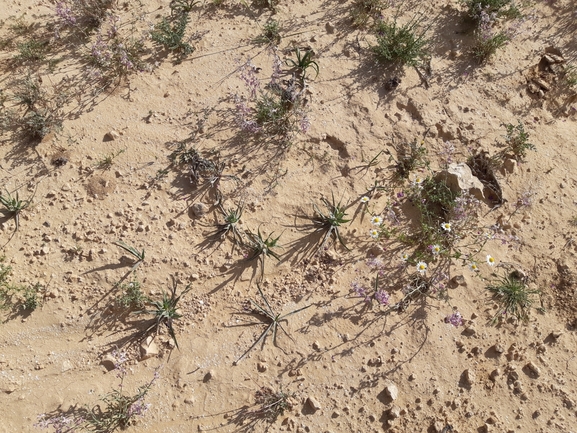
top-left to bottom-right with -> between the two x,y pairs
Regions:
372,15 -> 430,67
499,120 -> 535,161
53,0 -> 116,35
14,39 -> 49,63
486,273 -> 540,323
565,64 -> 577,88
88,13 -> 148,84
472,29 -> 510,62
256,20 -> 281,45
386,138 -> 428,181
253,387 -> 293,421
253,0 -> 278,10
461,0 -> 521,21
350,0 -> 390,28
151,1 -> 197,62
37,351 -> 157,433
116,279 -> 148,310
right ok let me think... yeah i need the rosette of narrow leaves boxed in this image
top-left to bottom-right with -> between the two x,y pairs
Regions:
139,280 -> 192,349
0,190 -> 31,230
234,285 -> 310,364
311,194 -> 351,253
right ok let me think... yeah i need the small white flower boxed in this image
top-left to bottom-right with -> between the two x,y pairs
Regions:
469,262 -> 479,272
412,176 -> 424,187
360,196 -> 370,203
441,222 -> 452,232
371,215 -> 383,226
431,244 -> 441,255
401,252 -> 409,262
486,255 -> 496,266
416,261 -> 428,274
369,228 -> 379,239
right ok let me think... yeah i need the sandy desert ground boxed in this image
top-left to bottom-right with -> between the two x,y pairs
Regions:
1,0 -> 577,432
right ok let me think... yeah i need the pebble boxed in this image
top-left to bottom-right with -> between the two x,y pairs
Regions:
525,362 -> 541,378
203,370 -> 215,382
184,396 -> 195,405
325,22 -> 335,34
312,341 -> 321,351
140,336 -> 159,360
463,368 -> 476,387
307,396 -> 321,410
100,354 -> 117,371
62,360 -> 73,372
389,405 -> 401,418
257,362 -> 267,372
105,130 -> 120,141
192,203 -> 209,218
384,383 -> 399,401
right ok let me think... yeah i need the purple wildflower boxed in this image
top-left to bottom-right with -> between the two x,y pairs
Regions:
445,311 -> 464,327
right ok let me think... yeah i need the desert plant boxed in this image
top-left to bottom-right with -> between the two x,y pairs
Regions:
215,202 -> 245,246
88,13 -> 148,84
37,351 -> 156,433
53,0 -> 116,35
311,194 -> 351,252
472,29 -> 510,62
139,280 -> 192,349
498,120 -> 535,161
245,228 -> 282,280
116,278 -> 148,310
97,148 -> 125,169
252,0 -> 278,10
0,190 -> 31,230
234,285 -> 309,364
234,56 -> 310,142
14,39 -> 49,63
350,0 -> 390,27
486,273 -> 540,323
565,64 -> 577,88
253,386 -> 293,421
372,14 -> 430,67
3,73 -> 66,140
461,0 -> 521,21
386,137 -> 428,180
256,19 -> 281,45
285,47 -> 319,81
151,1 -> 197,62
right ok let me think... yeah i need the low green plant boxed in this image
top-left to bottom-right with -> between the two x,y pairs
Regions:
139,280 -> 192,349
97,149 -> 125,169
486,273 -> 540,323
114,240 -> 145,270
311,194 -> 351,252
404,177 -> 459,250
2,73 -> 65,140
215,202 -> 245,246
498,120 -> 535,161
472,30 -> 510,62
256,20 -> 281,45
386,138 -> 428,181
461,0 -> 521,21
21,283 -> 42,311
350,0 -> 389,27
0,190 -> 31,230
116,278 -> 148,310
252,0 -> 278,10
565,64 -> 577,88
36,351 -> 156,432
372,14 -> 430,67
253,386 -> 293,421
151,13 -> 194,61
14,39 -> 49,63
233,285 -> 309,364
285,47 -> 319,81
246,228 -> 282,280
